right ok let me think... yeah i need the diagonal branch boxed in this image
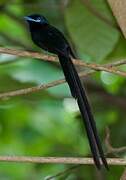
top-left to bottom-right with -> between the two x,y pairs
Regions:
0,47 -> 126,99
0,47 -> 126,74
0,71 -> 93,99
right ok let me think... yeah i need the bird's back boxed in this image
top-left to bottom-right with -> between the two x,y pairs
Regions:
30,24 -> 70,56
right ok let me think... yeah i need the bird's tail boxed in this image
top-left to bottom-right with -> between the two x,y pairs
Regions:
58,54 -> 108,170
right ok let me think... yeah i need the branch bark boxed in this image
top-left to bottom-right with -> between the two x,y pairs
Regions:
0,47 -> 126,99
0,156 -> 125,165
0,71 -> 93,100
0,47 -> 126,77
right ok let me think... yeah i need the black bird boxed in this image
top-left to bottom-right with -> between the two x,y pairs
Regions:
24,14 -> 108,169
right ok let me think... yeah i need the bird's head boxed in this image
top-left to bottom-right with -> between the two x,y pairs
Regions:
24,14 -> 48,25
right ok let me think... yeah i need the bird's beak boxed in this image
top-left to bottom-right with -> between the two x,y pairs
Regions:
24,16 -> 34,22
24,16 -> 41,23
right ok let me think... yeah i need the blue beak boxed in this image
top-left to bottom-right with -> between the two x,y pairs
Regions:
24,16 -> 34,22
24,16 -> 41,23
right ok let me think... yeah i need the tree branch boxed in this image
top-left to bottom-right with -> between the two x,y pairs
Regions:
0,156 -> 124,165
0,47 -> 126,99
0,47 -> 126,76
0,71 -> 93,100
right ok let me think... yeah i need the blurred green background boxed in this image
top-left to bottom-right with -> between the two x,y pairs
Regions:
0,0 -> 126,179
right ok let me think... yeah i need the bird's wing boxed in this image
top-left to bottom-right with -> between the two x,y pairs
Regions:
44,26 -> 72,57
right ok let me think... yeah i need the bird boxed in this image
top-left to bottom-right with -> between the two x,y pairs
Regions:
24,14 -> 108,170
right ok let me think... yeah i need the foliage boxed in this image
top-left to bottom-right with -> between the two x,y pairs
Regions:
0,0 -> 126,179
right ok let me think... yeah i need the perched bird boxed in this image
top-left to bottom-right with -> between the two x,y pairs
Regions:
24,14 -> 108,169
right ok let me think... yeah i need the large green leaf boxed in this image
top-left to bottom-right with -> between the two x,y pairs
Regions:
65,0 -> 119,62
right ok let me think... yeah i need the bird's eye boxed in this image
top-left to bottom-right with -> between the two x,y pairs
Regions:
36,17 -> 41,22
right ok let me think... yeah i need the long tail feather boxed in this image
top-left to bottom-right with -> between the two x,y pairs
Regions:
68,57 -> 108,170
58,54 -> 108,169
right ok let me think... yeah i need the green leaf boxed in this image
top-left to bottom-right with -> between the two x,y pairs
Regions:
92,0 -> 116,22
8,59 -> 71,96
65,0 -> 119,62
107,35 -> 126,61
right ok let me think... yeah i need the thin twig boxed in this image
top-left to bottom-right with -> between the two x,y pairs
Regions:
105,127 -> 126,155
106,59 -> 126,67
47,126 -> 126,179
0,71 -> 93,100
0,156 -> 124,165
46,165 -> 81,180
